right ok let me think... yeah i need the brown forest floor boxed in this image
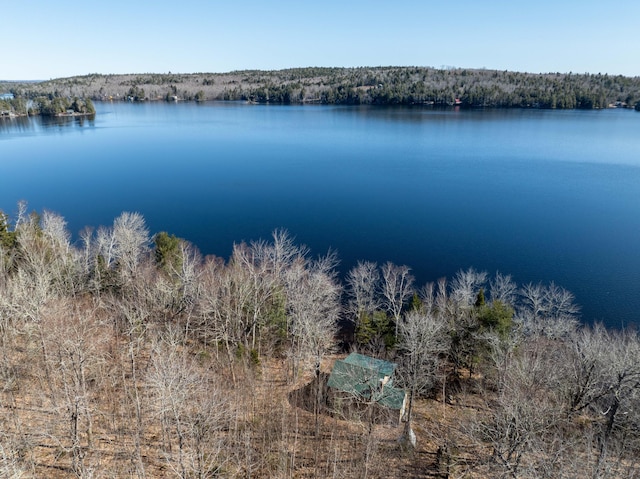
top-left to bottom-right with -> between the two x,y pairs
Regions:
0,339 -> 486,478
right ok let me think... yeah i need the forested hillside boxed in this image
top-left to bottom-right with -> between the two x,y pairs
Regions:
0,203 -> 638,478
3,67 -> 640,109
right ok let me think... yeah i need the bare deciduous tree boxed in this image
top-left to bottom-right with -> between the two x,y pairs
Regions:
587,327 -> 640,477
112,212 -> 150,286
489,271 -> 518,307
42,299 -> 107,476
469,341 -> 568,478
148,330 -> 228,478
398,309 -> 449,441
197,255 -> 254,385
518,281 -> 579,339
286,252 -> 341,435
445,268 -> 488,375
261,228 -> 308,281
346,261 -> 381,320
450,267 -> 487,309
170,240 -> 203,339
286,255 -> 341,369
380,261 -> 414,337
230,241 -> 279,353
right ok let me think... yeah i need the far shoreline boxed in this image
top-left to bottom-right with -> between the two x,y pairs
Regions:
3,67 -> 639,111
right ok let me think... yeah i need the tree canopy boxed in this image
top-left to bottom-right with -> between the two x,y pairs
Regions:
0,204 -> 638,477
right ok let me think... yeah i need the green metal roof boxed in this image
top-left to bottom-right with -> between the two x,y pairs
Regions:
342,352 -> 396,378
327,353 -> 405,410
377,385 -> 406,410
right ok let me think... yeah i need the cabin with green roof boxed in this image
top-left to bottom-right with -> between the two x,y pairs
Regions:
327,353 -> 406,423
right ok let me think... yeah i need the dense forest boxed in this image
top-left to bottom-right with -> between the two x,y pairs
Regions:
2,66 -> 640,110
0,203 -> 638,478
0,95 -> 95,117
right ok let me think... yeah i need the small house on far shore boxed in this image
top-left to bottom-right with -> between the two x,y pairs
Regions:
327,353 -> 406,423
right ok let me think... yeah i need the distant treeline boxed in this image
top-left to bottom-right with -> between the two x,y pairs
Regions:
0,94 -> 95,117
2,67 -> 640,110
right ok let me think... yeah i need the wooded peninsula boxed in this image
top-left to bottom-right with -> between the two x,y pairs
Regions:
0,204 -> 639,478
2,67 -> 640,114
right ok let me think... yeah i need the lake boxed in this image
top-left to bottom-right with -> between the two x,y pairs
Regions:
1,102 -> 639,327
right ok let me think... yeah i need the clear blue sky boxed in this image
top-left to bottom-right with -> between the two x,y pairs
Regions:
1,0 -> 638,80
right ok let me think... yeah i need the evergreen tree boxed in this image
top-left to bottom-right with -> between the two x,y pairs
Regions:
154,231 -> 181,274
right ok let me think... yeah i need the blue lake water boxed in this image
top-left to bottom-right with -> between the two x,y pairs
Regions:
1,102 -> 639,327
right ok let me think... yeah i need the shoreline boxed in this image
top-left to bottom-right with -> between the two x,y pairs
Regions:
0,111 -> 95,119
91,97 -> 640,111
